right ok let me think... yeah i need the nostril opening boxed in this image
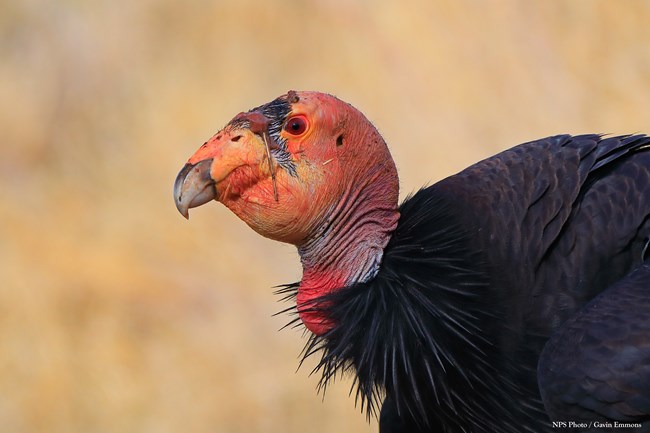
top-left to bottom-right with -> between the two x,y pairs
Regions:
232,135 -> 242,142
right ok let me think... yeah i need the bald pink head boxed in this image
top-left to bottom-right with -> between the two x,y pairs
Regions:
174,91 -> 400,334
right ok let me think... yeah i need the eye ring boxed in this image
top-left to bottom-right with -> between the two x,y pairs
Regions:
283,115 -> 309,136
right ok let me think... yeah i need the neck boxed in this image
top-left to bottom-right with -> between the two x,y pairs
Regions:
303,190 -> 519,431
296,170 -> 400,335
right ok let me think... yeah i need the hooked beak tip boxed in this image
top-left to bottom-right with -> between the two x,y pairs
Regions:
176,198 -> 190,220
173,159 -> 216,219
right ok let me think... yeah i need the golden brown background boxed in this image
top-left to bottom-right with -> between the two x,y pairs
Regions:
2,1 -> 650,432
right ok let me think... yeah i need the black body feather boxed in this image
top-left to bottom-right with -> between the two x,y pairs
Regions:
285,134 -> 650,432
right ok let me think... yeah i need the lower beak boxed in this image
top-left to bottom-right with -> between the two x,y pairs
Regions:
173,159 -> 216,219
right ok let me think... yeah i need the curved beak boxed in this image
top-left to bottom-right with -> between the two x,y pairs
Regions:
173,159 -> 216,219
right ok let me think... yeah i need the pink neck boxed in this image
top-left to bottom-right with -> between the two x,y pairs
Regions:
296,171 -> 400,335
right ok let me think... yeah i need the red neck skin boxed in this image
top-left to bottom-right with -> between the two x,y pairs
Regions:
296,169 -> 400,335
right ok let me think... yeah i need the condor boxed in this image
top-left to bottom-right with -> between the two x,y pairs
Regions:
175,91 -> 650,432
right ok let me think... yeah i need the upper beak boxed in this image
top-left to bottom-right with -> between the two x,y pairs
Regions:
173,158 -> 216,219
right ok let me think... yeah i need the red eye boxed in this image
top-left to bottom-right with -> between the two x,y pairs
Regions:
283,115 -> 308,136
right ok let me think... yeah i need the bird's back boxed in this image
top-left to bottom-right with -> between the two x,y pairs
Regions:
429,134 -> 650,429
437,134 -> 650,335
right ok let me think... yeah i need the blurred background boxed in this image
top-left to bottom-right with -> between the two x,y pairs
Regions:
1,1 -> 649,432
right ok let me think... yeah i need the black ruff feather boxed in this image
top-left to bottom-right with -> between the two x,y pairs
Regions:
279,189 -> 547,432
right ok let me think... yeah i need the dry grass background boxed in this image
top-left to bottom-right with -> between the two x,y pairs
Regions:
1,1 -> 650,432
